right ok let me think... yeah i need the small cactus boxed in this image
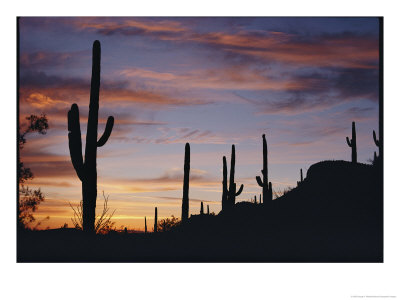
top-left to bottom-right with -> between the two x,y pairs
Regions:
373,130 -> 382,162
207,205 -> 210,215
297,168 -> 304,186
145,216 -> 147,233
227,145 -> 244,207
200,202 -> 204,215
154,207 -> 158,233
256,134 -> 273,204
346,122 -> 357,163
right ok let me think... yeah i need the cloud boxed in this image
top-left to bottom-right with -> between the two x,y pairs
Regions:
154,196 -> 219,204
122,127 -> 228,145
20,50 -> 90,70
75,18 -> 187,37
19,70 -> 207,108
100,168 -> 220,194
119,66 -> 302,92
236,66 -> 379,115
73,18 -> 378,69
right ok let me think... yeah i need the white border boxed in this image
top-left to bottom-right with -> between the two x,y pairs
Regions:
1,1 -> 399,299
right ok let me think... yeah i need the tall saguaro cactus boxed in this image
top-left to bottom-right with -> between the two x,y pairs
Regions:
227,145 -> 244,208
221,156 -> 228,210
154,207 -> 158,233
68,40 -> 114,233
181,143 -> 190,223
256,134 -> 273,204
346,121 -> 357,163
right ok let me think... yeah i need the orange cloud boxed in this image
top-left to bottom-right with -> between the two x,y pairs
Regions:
119,66 -> 302,91
76,18 -> 187,35
73,18 -> 378,69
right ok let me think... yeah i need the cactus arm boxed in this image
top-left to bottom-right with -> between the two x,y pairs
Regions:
68,104 -> 84,181
97,116 -> 114,147
346,136 -> 352,147
373,130 -> 380,147
256,176 -> 264,187
235,184 -> 244,196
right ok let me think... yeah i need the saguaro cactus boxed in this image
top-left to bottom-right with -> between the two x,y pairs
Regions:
181,143 -> 190,223
297,168 -> 304,186
200,202 -> 204,215
221,156 -> 228,210
68,40 -> 114,233
259,194 -> 262,204
256,134 -> 272,204
373,130 -> 381,159
145,216 -> 147,233
346,121 -> 357,163
227,145 -> 244,207
269,182 -> 273,201
154,207 -> 158,233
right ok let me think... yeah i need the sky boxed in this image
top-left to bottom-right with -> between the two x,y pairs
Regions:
18,17 -> 380,230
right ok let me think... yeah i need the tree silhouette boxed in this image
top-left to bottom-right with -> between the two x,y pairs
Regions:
156,215 -> 181,232
18,114 -> 49,230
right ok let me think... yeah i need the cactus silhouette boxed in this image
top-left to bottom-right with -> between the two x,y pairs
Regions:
346,122 -> 357,163
254,195 -> 257,204
145,216 -> 147,233
256,134 -> 272,204
181,143 -> 190,223
221,156 -> 228,211
207,205 -> 210,215
269,182 -> 273,201
260,194 -> 262,204
297,168 -> 304,186
227,145 -> 244,208
154,207 -> 158,233
373,130 -> 381,159
200,202 -> 204,215
67,40 -> 114,233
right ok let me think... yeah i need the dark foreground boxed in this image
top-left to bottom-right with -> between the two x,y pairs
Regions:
18,160 -> 383,262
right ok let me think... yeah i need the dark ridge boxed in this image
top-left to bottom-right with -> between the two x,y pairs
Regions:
18,160 -> 382,262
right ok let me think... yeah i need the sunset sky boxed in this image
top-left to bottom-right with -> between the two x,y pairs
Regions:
18,17 -> 380,230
